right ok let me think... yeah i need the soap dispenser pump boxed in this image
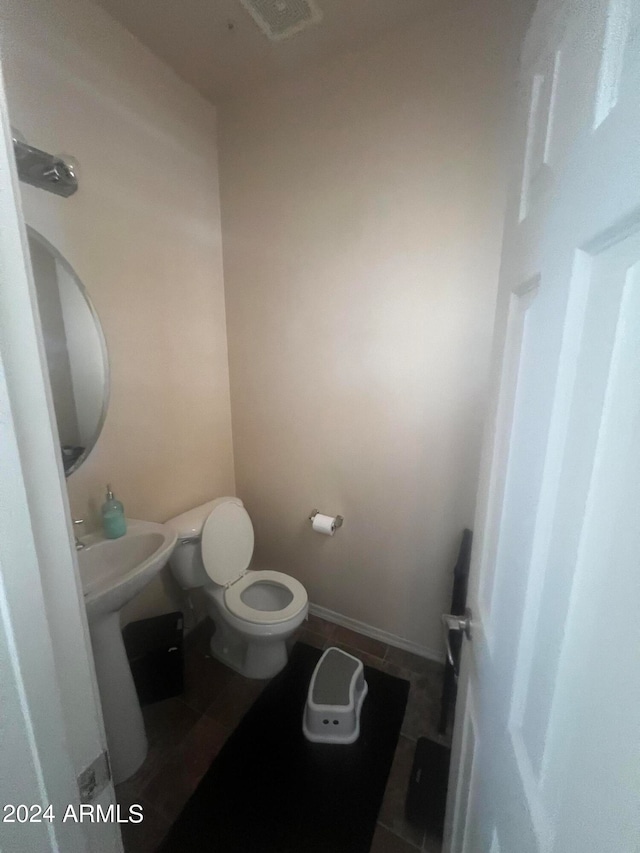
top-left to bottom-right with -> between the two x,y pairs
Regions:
102,484 -> 126,539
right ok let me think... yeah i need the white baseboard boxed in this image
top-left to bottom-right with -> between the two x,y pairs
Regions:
308,602 -> 445,664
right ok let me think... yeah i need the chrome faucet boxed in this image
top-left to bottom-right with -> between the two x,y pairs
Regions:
73,518 -> 86,550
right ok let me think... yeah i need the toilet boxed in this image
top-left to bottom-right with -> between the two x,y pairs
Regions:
166,497 -> 308,679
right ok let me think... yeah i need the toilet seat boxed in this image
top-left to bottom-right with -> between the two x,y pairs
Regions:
199,498 -> 307,626
225,571 -> 307,625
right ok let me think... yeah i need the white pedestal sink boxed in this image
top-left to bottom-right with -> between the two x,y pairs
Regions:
77,520 -> 177,784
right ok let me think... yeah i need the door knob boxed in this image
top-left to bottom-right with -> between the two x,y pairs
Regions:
441,608 -> 472,668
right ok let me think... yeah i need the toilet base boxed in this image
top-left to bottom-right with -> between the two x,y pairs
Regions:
203,582 -> 308,679
209,629 -> 290,679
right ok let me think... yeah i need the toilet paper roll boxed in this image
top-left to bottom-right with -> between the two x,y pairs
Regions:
312,513 -> 336,536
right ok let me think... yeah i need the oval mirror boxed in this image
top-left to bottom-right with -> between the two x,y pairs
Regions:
27,228 -> 109,476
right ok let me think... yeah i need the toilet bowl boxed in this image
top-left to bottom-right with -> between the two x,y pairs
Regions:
166,497 -> 308,679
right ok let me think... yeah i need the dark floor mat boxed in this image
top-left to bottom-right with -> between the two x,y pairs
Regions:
405,737 -> 451,837
159,642 -> 409,853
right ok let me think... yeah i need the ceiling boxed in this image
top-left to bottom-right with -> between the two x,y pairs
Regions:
93,0 -> 435,103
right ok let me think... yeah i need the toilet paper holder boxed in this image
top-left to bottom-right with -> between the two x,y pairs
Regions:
309,509 -> 344,529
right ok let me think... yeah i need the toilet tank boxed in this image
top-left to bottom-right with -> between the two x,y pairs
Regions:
165,500 -> 218,589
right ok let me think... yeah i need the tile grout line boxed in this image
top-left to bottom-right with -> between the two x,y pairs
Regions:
376,818 -> 424,850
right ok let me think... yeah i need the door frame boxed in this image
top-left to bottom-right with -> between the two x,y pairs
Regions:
0,58 -> 121,853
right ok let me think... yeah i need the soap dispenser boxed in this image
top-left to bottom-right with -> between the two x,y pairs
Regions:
101,484 -> 126,539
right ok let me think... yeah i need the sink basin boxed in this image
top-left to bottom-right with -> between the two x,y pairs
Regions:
77,519 -> 177,783
79,520 -> 176,617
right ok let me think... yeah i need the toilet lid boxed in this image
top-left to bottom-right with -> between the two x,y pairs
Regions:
201,499 -> 255,586
225,571 -> 308,624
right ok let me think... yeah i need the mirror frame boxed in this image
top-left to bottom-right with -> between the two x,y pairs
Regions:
27,226 -> 111,477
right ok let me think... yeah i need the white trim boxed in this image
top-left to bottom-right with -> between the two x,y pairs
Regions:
308,602 -> 445,664
0,57 -> 120,853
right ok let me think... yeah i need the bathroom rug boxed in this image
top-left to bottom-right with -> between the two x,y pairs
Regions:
158,642 -> 409,853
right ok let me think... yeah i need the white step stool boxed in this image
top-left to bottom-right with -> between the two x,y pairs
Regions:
303,647 -> 368,744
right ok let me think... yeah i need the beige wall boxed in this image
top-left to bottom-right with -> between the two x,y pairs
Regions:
1,0 -> 235,624
219,0 -> 528,657
1,0 -> 529,653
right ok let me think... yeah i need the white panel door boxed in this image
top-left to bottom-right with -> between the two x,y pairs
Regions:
444,1 -> 640,851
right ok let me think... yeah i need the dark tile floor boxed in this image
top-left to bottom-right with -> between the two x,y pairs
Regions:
115,615 -> 450,852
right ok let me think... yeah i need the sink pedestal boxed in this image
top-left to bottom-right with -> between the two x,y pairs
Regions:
77,519 -> 177,785
89,611 -> 147,784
